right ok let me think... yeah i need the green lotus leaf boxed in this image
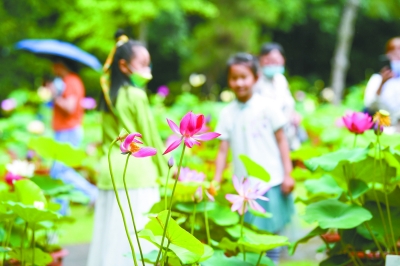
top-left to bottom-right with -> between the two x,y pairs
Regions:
248,208 -> 273,218
348,179 -> 370,199
140,210 -> 204,264
200,250 -> 253,266
55,190 -> 90,204
30,177 -> 73,196
235,252 -> 275,266
5,201 -> 60,224
305,148 -> 368,171
225,224 -> 260,239
239,154 -> 270,182
14,179 -> 47,207
207,203 -> 240,226
238,234 -> 290,253
304,174 -> 343,196
9,248 -> 52,266
28,137 -> 86,167
175,201 -> 217,213
217,237 -> 238,254
304,199 -> 372,229
289,226 -> 327,254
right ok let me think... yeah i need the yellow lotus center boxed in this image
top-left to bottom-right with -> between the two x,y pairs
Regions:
129,142 -> 140,153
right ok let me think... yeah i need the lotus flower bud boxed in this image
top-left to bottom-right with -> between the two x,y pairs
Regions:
168,157 -> 174,169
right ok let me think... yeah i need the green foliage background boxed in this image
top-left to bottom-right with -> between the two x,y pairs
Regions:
1,0 -> 400,103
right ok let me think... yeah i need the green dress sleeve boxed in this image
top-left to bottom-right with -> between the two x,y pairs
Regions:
116,86 -> 168,179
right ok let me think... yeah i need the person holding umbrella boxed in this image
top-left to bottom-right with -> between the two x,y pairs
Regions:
16,39 -> 100,213
47,57 -> 98,214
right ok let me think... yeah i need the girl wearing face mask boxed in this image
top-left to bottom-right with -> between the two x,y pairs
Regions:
87,30 -> 167,266
364,37 -> 400,129
253,43 -> 302,150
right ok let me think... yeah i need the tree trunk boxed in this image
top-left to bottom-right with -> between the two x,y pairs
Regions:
331,0 -> 360,105
138,21 -> 148,46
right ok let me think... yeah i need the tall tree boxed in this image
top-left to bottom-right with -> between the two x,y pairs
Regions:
331,0 -> 360,104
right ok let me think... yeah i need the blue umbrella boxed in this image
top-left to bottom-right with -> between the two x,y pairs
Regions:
15,39 -> 102,71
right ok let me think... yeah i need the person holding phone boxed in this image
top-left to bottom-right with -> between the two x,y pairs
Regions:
364,37 -> 400,128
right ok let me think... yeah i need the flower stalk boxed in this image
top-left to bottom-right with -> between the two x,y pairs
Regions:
155,145 -> 186,265
122,154 -> 145,266
108,139 -> 138,266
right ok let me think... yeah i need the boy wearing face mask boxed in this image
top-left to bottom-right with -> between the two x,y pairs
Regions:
364,37 -> 400,129
253,43 -> 301,150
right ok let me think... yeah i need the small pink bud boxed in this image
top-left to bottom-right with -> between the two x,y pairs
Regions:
168,157 -> 174,168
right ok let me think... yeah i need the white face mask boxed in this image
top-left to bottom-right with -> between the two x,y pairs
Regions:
391,60 -> 400,77
262,65 -> 285,78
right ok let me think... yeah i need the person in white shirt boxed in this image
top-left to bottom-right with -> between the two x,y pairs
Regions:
364,37 -> 400,129
214,53 -> 295,264
253,43 -> 302,150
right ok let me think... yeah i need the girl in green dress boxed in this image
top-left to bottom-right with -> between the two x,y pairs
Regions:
87,31 -> 167,266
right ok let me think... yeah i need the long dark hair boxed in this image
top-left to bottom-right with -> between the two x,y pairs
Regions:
98,30 -> 145,112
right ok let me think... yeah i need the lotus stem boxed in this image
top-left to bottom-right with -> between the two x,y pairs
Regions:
108,139 -> 138,266
364,222 -> 384,255
123,154 -> 145,266
256,251 -> 264,266
155,145 -> 186,266
353,134 -> 358,148
2,220 -> 13,265
377,136 -> 398,254
162,240 -> 171,266
32,224 -> 35,266
191,203 -> 197,235
372,140 -> 390,250
21,222 -> 28,266
204,200 -> 211,245
240,203 -> 246,261
339,230 -> 360,266
164,168 -> 171,210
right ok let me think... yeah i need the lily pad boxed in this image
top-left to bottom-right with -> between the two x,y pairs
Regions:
238,234 -> 290,253
348,179 -> 370,199
14,179 -> 47,207
200,250 -> 253,266
28,137 -> 86,167
290,226 -> 326,254
139,210 -> 204,264
235,252 -> 275,266
175,201 -> 217,213
239,154 -> 270,182
30,177 -> 73,196
304,175 -> 343,197
5,201 -> 60,224
305,148 -> 368,172
208,203 -> 240,226
304,199 -> 372,229
9,247 -> 52,266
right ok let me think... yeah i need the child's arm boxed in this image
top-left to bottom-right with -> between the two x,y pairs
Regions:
275,128 -> 295,195
214,140 -> 229,182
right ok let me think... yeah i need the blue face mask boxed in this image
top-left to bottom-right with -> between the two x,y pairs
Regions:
391,61 -> 400,77
262,65 -> 285,79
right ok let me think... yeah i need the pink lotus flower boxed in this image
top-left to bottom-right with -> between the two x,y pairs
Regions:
157,85 -> 169,97
80,97 -> 97,110
163,111 -> 220,155
178,167 -> 214,202
342,112 -> 373,134
1,99 -> 17,111
225,176 -> 270,215
5,172 -> 24,186
120,133 -> 157,158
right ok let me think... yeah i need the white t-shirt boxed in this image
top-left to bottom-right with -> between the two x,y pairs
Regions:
253,74 -> 300,150
364,74 -> 400,123
216,94 -> 287,187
